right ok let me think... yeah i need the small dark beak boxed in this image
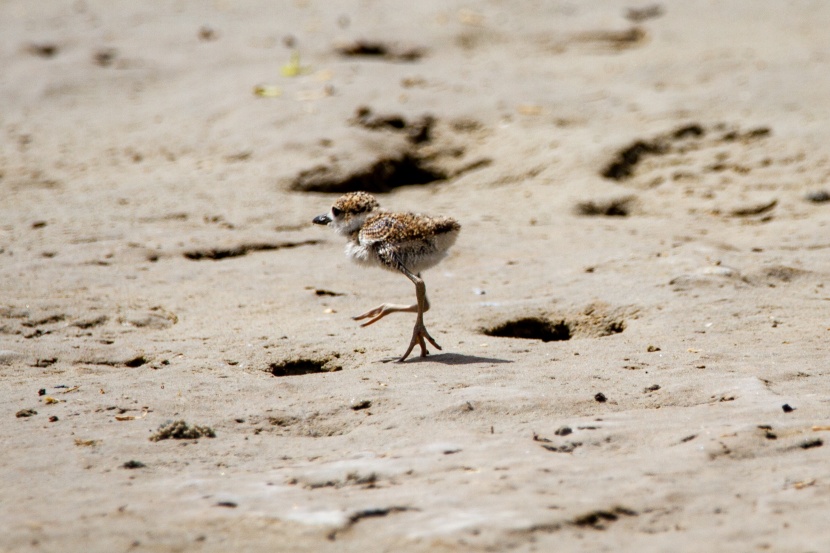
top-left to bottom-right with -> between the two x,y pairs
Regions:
312,214 -> 331,225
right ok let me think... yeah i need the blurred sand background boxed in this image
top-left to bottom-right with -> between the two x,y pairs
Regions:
2,1 -> 830,551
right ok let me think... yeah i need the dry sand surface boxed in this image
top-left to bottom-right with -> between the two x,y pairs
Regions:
2,1 -> 830,551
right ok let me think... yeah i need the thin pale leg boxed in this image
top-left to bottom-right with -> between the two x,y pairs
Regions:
398,275 -> 440,362
353,295 -> 430,327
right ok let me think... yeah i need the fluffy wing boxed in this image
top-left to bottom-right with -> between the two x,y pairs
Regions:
358,213 -> 459,245
357,214 -> 407,246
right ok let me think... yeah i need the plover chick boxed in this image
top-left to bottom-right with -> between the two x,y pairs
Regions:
313,191 -> 460,362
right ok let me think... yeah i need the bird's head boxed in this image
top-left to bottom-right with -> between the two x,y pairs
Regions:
313,191 -> 380,236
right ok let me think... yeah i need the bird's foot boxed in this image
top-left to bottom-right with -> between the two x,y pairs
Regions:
353,303 -> 415,327
353,304 -> 392,327
398,322 -> 441,362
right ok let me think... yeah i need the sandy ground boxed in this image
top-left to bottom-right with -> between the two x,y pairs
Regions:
2,1 -> 830,551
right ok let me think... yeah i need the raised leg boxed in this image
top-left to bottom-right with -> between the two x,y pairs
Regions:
352,293 -> 430,327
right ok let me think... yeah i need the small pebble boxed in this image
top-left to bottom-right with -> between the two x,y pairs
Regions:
805,190 -> 830,203
701,266 -> 737,277
594,393 -> 608,403
800,438 -> 823,450
198,26 -> 218,41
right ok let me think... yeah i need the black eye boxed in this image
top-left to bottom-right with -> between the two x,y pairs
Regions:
331,206 -> 342,217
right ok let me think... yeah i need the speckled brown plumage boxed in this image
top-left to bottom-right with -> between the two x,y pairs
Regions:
356,212 -> 460,274
313,192 -> 460,361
